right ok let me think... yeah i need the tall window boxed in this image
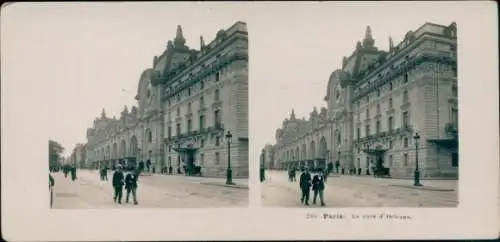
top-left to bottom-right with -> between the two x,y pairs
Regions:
376,103 -> 380,114
188,102 -> 192,113
168,145 -> 171,152
403,90 -> 409,102
452,85 -> 458,97
147,129 -> 152,143
214,110 -> 221,126
200,96 -> 205,107
403,137 -> 409,148
176,123 -> 181,136
402,111 -> 409,128
404,73 -> 408,83
389,98 -> 393,109
187,87 -> 191,96
452,67 -> 457,77
376,120 -> 381,135
403,154 -> 408,167
365,124 -> 370,136
177,94 -> 181,102
389,82 -> 393,91
356,127 -> 360,140
176,107 -> 180,116
200,153 -> 205,166
389,140 -> 393,149
187,119 -> 192,133
336,132 -> 341,144
215,152 -> 220,165
365,109 -> 369,119
451,108 -> 458,125
216,136 -> 221,146
377,89 -> 380,97
214,89 -> 220,101
167,126 -> 172,139
215,72 -> 220,82
199,115 -> 205,130
366,95 -> 370,103
388,116 -> 394,132
200,139 -> 205,148
200,81 -> 205,89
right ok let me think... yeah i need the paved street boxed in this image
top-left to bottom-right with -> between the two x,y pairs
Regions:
261,170 -> 458,208
51,170 -> 248,209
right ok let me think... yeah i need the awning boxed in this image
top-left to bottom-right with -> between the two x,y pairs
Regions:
173,147 -> 199,153
427,138 -> 458,149
362,148 -> 388,155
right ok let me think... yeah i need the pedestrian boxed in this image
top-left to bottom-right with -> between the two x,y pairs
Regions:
292,167 -> 297,182
71,167 -> 77,181
103,166 -> 108,181
49,173 -> 55,208
125,169 -> 139,205
299,168 -> 312,206
112,165 -> 125,204
169,166 -> 173,175
312,168 -> 326,206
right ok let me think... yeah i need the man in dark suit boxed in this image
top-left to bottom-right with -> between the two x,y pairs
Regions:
312,168 -> 326,206
112,165 -> 125,204
125,168 -> 139,205
299,168 -> 312,206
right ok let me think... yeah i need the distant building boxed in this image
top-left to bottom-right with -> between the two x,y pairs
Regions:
85,21 -> 249,178
272,22 -> 458,179
262,144 -> 275,169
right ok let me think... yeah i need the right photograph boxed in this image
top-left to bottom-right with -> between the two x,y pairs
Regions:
260,21 -> 458,208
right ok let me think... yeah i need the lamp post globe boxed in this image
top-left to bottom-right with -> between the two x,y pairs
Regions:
413,132 -> 422,186
225,130 -> 234,185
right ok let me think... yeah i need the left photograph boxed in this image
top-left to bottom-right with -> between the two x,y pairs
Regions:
46,9 -> 249,208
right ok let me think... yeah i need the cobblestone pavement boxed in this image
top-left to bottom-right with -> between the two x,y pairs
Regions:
51,170 -> 248,209
261,170 -> 458,208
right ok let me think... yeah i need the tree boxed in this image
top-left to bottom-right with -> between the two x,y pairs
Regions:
49,140 -> 64,169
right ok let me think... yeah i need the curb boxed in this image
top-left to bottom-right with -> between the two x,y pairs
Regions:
389,184 -> 455,192
199,182 -> 249,189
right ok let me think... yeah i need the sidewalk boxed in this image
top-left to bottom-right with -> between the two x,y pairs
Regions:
266,170 -> 457,191
78,169 -> 249,189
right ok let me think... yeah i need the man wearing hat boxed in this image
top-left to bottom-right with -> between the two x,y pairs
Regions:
112,165 -> 125,204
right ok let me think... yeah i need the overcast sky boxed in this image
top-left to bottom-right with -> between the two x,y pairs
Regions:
2,2 -> 476,157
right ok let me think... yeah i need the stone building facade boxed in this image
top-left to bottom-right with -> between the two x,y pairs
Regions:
85,21 -> 249,178
273,22 -> 458,179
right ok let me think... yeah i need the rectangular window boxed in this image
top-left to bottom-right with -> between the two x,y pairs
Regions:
404,137 -> 409,148
402,111 -> 409,128
177,94 -> 181,102
216,136 -> 220,146
177,107 -> 180,116
200,81 -> 205,89
356,127 -> 360,140
388,117 -> 394,132
188,88 -> 191,96
451,108 -> 458,125
187,119 -> 192,133
404,73 -> 408,83
389,98 -> 393,109
200,96 -> 204,107
167,126 -> 172,139
214,89 -> 220,101
388,155 -> 393,167
376,104 -> 380,114
176,123 -> 181,136
365,124 -> 370,137
376,121 -> 380,135
200,139 -> 205,148
200,153 -> 204,166
168,145 -> 171,152
214,110 -> 221,126
404,154 -> 408,167
389,140 -> 393,149
215,72 -> 220,82
199,115 -> 205,130
365,109 -> 369,119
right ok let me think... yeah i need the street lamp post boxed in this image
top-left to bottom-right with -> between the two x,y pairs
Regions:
225,131 -> 234,185
413,132 -> 422,186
